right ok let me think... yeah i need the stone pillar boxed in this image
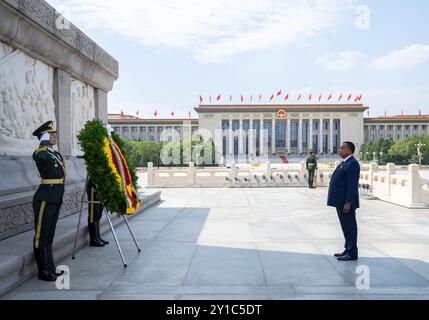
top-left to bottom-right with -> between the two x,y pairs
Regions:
271,118 -> 276,155
230,162 -> 237,178
298,116 -> 303,154
386,163 -> 396,197
319,119 -> 324,154
94,88 -> 108,123
408,164 -> 421,206
266,161 -> 272,176
239,116 -> 244,155
369,162 -> 378,194
249,116 -> 254,155
286,117 -> 291,153
229,117 -> 233,155
53,68 -> 72,156
299,161 -> 306,178
147,162 -> 154,186
189,162 -> 196,185
329,117 -> 334,154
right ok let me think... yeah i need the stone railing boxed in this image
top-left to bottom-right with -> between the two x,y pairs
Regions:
359,163 -> 429,208
146,162 -> 336,188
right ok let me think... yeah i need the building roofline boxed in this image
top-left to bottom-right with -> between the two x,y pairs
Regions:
108,118 -> 199,124
194,104 -> 368,113
364,115 -> 429,123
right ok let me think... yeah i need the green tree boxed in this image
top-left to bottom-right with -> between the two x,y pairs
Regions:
388,135 -> 429,165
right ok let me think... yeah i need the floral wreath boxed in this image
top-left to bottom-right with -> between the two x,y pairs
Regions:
78,120 -> 140,215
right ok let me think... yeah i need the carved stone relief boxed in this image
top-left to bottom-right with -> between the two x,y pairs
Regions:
0,41 -> 55,156
70,78 -> 95,156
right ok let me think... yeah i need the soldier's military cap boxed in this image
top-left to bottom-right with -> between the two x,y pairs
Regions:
32,121 -> 57,140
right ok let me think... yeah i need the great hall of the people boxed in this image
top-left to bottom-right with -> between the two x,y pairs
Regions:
109,104 -> 429,157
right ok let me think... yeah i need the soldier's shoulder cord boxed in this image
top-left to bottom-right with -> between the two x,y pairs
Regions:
35,146 -> 48,155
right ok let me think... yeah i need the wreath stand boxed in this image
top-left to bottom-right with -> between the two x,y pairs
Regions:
71,175 -> 141,267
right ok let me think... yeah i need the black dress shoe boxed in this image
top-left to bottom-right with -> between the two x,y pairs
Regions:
337,254 -> 358,261
334,251 -> 346,258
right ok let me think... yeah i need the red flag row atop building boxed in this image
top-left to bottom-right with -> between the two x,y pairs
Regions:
199,93 -> 363,104
119,110 -> 194,119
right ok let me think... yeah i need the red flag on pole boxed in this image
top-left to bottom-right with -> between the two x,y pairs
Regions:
250,95 -> 253,103
285,94 -> 289,101
240,95 -> 244,103
384,109 -> 387,117
347,94 -> 352,102
216,94 -> 221,101
338,94 -> 343,101
154,110 -> 158,117
328,94 -> 332,101
209,96 -> 212,103
259,94 -> 262,102
199,95 -> 203,104
308,94 -> 312,101
269,94 -> 274,102
120,110 -> 124,118
297,94 -> 301,101
230,95 -> 232,102
171,111 -> 175,117
188,111 -> 191,119
318,94 -> 322,102
277,90 -> 282,96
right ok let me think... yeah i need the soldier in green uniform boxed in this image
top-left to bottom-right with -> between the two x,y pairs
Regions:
87,178 -> 109,247
32,121 -> 65,281
306,150 -> 318,188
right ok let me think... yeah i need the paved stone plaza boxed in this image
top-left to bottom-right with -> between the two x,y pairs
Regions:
3,187 -> 429,300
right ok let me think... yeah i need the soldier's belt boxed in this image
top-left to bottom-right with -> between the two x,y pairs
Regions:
41,178 -> 65,185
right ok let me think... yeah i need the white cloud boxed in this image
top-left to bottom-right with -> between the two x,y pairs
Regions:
316,51 -> 364,71
370,44 -> 429,69
47,0 -> 355,64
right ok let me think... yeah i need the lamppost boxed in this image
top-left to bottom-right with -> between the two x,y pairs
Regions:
379,151 -> 384,164
365,152 -> 369,161
415,141 -> 426,166
372,151 -> 377,162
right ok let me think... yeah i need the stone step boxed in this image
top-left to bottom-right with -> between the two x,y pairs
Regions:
0,191 -> 161,296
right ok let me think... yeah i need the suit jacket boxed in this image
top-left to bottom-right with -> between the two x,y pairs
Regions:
33,143 -> 66,204
327,156 -> 360,209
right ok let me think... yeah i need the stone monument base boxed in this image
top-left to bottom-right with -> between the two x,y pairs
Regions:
0,156 -> 87,240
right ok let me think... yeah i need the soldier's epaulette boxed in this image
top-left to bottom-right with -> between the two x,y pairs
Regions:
35,146 -> 48,154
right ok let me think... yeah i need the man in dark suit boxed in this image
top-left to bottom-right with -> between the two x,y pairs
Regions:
327,141 -> 360,261
32,121 -> 66,281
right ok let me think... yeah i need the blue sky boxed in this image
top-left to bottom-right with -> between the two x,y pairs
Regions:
48,0 -> 429,118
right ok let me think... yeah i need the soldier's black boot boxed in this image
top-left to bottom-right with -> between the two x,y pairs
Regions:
37,247 -> 57,281
95,220 -> 109,245
33,247 -> 43,277
89,223 -> 104,247
47,244 -> 64,276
